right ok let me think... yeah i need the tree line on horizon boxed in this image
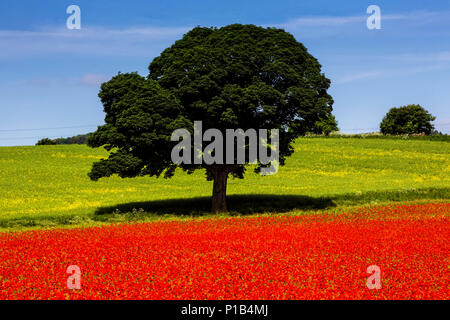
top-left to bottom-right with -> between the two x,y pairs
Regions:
35,104 -> 444,146
36,133 -> 91,146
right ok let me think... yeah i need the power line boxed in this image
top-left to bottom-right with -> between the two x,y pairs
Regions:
340,128 -> 379,131
1,121 -> 448,133
0,135 -> 72,141
0,124 -> 99,132
0,124 -> 448,141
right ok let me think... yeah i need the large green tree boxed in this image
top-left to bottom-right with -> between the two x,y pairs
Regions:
88,24 -> 335,212
380,105 -> 435,135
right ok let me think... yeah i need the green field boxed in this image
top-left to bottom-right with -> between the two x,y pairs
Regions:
0,137 -> 449,230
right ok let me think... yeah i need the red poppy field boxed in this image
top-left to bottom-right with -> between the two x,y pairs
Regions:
0,203 -> 448,300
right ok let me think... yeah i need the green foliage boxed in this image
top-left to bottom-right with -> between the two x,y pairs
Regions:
36,134 -> 92,146
313,114 -> 338,135
54,133 -> 91,145
36,138 -> 56,146
380,105 -> 436,135
88,72 -> 190,180
88,24 -> 335,182
36,138 -> 57,146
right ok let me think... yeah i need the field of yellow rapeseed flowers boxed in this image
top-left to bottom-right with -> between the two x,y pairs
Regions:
0,137 -> 448,230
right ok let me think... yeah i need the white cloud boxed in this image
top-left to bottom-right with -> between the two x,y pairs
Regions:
79,74 -> 108,87
273,11 -> 449,29
434,117 -> 450,125
274,16 -> 365,28
335,71 -> 382,84
0,25 -> 190,39
0,10 -> 449,60
386,51 -> 450,63
0,26 -> 191,59
335,63 -> 450,84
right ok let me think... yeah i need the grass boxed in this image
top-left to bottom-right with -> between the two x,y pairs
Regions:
0,137 -> 449,231
310,132 -> 450,141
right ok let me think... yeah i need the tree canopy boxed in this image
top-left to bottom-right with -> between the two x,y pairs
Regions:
36,138 -> 57,146
88,24 -> 335,212
380,105 -> 435,135
36,134 -> 92,146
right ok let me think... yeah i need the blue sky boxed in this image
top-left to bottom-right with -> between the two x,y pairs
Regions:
1,0 -> 450,146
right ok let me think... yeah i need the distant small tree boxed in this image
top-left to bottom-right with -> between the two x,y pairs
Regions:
431,129 -> 443,136
36,138 -> 57,145
313,114 -> 338,135
54,133 -> 91,145
380,105 -> 435,135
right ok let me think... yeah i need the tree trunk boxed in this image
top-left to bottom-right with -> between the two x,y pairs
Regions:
211,168 -> 228,213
